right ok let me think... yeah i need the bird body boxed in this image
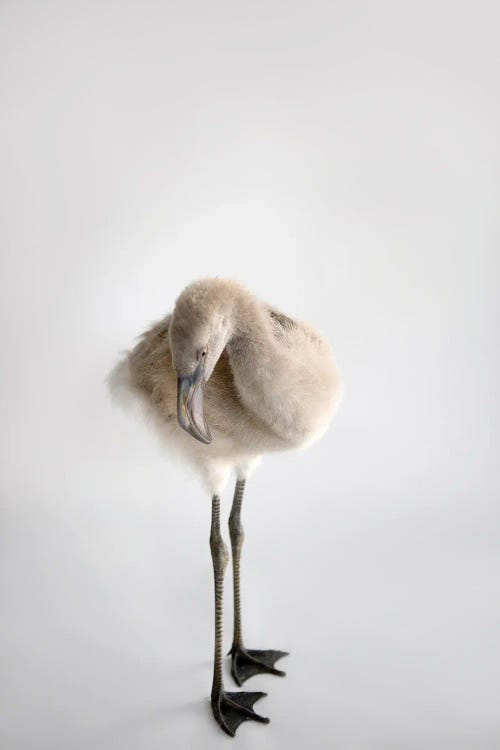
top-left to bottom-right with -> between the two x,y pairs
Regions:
111,278 -> 343,493
110,277 -> 343,736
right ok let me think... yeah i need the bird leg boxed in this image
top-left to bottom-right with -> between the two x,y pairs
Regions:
209,493 -> 269,736
228,479 -> 289,686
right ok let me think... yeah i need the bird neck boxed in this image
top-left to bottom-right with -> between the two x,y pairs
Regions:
227,292 -> 279,371
224,288 -> 340,447
226,292 -> 298,442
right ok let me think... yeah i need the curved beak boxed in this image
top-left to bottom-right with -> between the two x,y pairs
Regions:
177,360 -> 212,444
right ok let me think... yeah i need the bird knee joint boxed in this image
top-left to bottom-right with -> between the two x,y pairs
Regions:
228,517 -> 244,547
210,532 -> 228,573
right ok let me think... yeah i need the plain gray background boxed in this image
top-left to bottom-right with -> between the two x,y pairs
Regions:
1,1 -> 499,749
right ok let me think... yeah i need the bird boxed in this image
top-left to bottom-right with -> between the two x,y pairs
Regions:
109,277 -> 343,736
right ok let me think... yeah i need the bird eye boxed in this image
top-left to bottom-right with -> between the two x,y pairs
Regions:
200,349 -> 207,359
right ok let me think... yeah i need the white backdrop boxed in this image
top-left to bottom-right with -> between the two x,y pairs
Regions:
1,2 -> 499,749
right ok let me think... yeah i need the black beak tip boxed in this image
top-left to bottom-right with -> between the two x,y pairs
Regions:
178,420 -> 212,445
176,368 -> 212,445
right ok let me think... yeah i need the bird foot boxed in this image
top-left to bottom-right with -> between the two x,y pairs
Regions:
229,644 -> 289,686
211,688 -> 269,737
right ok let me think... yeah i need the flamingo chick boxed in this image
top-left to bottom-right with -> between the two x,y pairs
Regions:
110,278 -> 343,736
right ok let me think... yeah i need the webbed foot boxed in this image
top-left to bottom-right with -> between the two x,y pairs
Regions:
229,644 -> 289,686
211,688 -> 269,737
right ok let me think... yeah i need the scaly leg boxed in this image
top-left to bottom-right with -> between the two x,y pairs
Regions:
209,493 -> 269,736
228,479 -> 289,686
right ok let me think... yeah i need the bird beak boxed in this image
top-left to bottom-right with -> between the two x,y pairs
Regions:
177,361 -> 212,444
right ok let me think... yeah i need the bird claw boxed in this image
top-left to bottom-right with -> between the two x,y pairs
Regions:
229,644 -> 289,686
211,689 -> 269,736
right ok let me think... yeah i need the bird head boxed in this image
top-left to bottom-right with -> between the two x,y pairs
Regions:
169,279 -> 234,444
